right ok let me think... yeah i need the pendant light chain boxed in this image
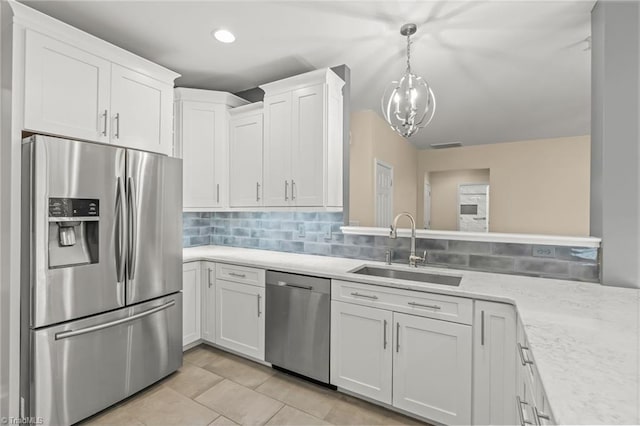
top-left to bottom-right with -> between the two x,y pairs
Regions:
406,34 -> 412,74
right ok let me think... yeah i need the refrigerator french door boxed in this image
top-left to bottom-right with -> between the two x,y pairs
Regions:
21,135 -> 183,425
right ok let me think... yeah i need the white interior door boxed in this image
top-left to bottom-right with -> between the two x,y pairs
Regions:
458,183 -> 489,232
424,181 -> 431,229
375,160 -> 393,227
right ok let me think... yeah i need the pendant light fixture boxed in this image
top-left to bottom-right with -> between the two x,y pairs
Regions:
381,23 -> 436,138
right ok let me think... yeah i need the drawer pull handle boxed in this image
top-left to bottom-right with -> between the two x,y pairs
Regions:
408,302 -> 441,310
350,292 -> 378,300
229,272 -> 247,278
518,343 -> 534,366
285,283 -> 313,291
516,396 -> 534,426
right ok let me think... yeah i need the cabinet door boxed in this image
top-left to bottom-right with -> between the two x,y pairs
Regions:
393,312 -> 472,425
291,84 -> 325,206
263,92 -> 292,206
201,262 -> 216,343
229,113 -> 263,207
110,63 -> 173,155
215,280 -> 265,360
182,262 -> 201,347
330,301 -> 392,404
473,301 -> 517,425
179,101 -> 220,208
24,30 -> 111,143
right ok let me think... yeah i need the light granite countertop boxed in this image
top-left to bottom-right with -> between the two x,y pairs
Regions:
184,245 -> 640,425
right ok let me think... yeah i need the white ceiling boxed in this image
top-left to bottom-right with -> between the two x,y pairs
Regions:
21,0 -> 594,148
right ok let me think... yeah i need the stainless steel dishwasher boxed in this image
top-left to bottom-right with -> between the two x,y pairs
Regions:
265,270 -> 331,384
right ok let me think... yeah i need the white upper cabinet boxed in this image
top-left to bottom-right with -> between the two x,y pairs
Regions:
229,103 -> 264,208
174,88 -> 248,210
17,3 -> 180,155
24,30 -> 111,143
263,92 -> 292,207
260,68 -> 344,208
110,64 -> 173,154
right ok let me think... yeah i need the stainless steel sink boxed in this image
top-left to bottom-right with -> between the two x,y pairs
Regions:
350,265 -> 462,286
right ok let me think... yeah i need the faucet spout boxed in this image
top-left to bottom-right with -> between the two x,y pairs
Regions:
389,212 -> 424,267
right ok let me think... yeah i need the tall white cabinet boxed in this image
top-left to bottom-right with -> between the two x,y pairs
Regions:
23,27 -> 178,155
229,103 -> 264,207
174,89 -> 248,210
260,68 -> 344,208
473,301 -> 517,425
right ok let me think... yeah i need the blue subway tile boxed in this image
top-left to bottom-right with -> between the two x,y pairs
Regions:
304,242 -> 332,256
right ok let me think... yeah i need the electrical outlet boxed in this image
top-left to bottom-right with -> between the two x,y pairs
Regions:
323,224 -> 332,240
533,245 -> 555,258
298,223 -> 306,238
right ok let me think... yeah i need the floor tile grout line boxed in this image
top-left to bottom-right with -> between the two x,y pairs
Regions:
262,402 -> 287,426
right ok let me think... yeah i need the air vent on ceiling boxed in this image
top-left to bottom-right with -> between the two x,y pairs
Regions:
430,142 -> 463,149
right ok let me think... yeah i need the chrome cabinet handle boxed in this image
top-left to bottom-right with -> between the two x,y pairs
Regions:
285,283 -> 313,290
291,179 -> 296,200
284,180 -> 289,201
114,112 -> 120,139
396,322 -> 400,352
216,184 -> 220,203
115,177 -> 126,284
383,319 -> 387,349
127,177 -> 137,280
407,302 -> 441,310
256,182 -> 261,201
481,310 -> 485,346
257,294 -> 261,317
518,343 -> 534,365
534,407 -> 551,425
350,292 -> 378,300
516,396 -> 534,426
228,272 -> 246,278
55,300 -> 175,340
208,268 -> 213,288
101,109 -> 108,136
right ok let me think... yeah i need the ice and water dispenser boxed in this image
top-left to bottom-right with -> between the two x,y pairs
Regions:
48,198 -> 99,268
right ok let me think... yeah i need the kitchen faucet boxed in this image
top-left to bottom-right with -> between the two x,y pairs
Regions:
389,212 -> 425,267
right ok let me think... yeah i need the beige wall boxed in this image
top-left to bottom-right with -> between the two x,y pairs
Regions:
349,110 -> 418,226
417,136 -> 591,236
428,169 -> 490,231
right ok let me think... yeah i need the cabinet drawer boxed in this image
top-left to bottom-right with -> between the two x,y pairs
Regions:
332,280 -> 473,325
216,263 -> 265,287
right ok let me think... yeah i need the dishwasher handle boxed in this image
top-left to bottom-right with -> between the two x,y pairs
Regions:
284,282 -> 313,291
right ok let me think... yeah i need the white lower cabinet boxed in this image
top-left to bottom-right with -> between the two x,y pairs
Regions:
182,262 -> 201,347
331,301 -> 393,404
215,279 -> 265,360
393,312 -> 472,425
331,295 -> 472,425
472,301 -> 517,425
201,261 -> 216,343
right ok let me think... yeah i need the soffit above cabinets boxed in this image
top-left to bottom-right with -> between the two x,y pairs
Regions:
21,0 -> 594,148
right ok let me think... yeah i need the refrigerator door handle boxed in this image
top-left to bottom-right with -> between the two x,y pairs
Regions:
127,176 -> 138,280
115,177 -> 126,284
54,300 -> 176,340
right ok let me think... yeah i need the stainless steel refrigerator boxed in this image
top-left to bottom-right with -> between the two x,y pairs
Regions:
20,134 -> 183,425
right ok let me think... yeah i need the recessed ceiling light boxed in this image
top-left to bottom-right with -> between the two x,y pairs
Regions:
212,29 -> 235,43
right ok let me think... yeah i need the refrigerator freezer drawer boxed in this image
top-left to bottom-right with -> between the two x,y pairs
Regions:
30,293 -> 182,425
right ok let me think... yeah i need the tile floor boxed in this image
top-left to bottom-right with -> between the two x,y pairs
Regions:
83,345 -> 428,426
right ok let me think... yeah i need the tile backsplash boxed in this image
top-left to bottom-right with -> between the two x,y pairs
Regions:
184,212 -> 600,283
